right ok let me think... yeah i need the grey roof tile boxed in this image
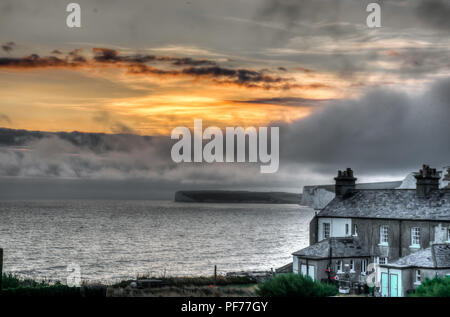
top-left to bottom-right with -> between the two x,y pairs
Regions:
318,189 -> 450,221
384,248 -> 435,268
382,244 -> 450,268
292,237 -> 370,259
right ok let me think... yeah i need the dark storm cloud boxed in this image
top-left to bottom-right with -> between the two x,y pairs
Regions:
92,47 -> 217,66
279,77 -> 450,175
0,54 -> 83,68
90,47 -> 319,90
233,97 -> 331,107
416,0 -> 450,31
0,46 -> 311,90
181,66 -> 288,86
170,57 -> 217,66
1,41 -> 15,52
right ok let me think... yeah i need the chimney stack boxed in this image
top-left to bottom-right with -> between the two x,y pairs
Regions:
334,168 -> 357,197
414,164 -> 441,198
444,167 -> 450,189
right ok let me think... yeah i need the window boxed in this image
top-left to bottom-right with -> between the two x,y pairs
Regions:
361,259 -> 367,275
415,270 -> 421,284
380,225 -> 389,245
411,227 -> 421,247
336,260 -> 343,273
323,223 -> 330,239
374,257 -> 387,265
447,228 -> 450,242
350,260 -> 355,272
345,223 -> 349,235
353,224 -> 358,236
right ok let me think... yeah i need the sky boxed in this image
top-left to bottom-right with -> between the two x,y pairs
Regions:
0,0 -> 449,197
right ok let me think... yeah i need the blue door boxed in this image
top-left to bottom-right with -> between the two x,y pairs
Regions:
390,274 -> 399,297
381,273 -> 388,297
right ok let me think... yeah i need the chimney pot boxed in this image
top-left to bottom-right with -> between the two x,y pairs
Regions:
414,164 -> 441,198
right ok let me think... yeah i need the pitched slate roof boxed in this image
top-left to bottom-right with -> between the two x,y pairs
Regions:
381,244 -> 450,269
433,244 -> 450,267
292,237 -> 370,259
317,189 -> 450,221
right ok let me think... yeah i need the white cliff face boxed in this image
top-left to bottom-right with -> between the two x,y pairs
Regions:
301,187 -> 335,209
397,170 -> 449,189
397,173 -> 416,189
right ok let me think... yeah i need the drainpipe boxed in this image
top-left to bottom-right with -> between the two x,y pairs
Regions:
399,220 -> 402,258
387,267 -> 390,297
306,258 -> 309,277
328,245 -> 333,282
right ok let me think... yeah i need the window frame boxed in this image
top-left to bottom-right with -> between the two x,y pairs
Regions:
411,227 -> 421,247
447,228 -> 450,242
350,259 -> 355,272
415,269 -> 421,284
353,224 -> 358,237
361,259 -> 367,275
379,257 -> 387,265
323,222 -> 330,239
345,223 -> 349,236
336,260 -> 343,273
379,225 -> 389,246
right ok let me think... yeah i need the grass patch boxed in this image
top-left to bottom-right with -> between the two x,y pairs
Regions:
112,274 -> 257,288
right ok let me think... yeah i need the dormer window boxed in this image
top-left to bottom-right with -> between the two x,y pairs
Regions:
380,225 -> 389,245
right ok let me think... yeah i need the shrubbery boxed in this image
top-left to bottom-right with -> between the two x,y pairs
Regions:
409,276 -> 450,297
256,273 -> 337,297
1,273 -> 106,297
113,274 -> 256,288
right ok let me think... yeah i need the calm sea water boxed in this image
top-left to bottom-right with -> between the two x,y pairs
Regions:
0,200 -> 314,283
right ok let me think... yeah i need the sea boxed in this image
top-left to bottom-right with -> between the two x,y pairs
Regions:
0,200 -> 314,284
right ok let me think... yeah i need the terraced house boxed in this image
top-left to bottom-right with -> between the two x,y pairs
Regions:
293,165 -> 450,296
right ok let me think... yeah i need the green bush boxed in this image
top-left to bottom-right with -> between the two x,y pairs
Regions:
256,273 -> 338,297
1,285 -> 81,296
1,273 -> 52,289
1,273 -> 106,297
409,276 -> 450,297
